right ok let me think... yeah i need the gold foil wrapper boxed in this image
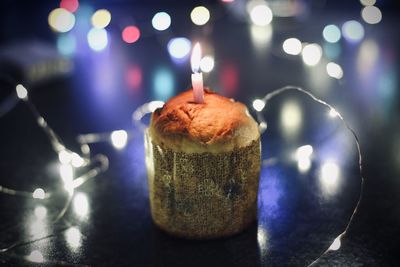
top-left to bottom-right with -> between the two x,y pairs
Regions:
145,130 -> 261,239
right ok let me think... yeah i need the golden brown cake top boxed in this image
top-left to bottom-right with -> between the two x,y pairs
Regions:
149,89 -> 259,153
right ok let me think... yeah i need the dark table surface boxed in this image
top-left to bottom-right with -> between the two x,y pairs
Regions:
0,0 -> 399,266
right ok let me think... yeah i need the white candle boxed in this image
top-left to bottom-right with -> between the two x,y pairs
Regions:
191,43 -> 204,103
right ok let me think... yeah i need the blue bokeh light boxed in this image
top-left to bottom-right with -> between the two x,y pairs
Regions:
323,24 -> 341,43
153,68 -> 175,101
167,37 -> 192,60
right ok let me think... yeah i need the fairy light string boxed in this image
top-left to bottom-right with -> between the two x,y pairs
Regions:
0,83 -> 108,266
253,85 -> 365,266
0,82 -> 365,265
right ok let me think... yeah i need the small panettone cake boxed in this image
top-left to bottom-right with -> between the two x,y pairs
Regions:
145,89 -> 260,239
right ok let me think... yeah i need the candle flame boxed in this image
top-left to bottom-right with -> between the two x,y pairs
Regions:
191,42 -> 201,73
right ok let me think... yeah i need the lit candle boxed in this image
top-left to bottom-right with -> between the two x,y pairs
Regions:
191,42 -> 204,103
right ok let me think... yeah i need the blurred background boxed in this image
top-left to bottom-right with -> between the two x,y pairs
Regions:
0,0 -> 399,266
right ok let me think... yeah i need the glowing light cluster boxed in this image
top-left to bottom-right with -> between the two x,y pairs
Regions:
322,24 -> 341,43
167,37 -> 192,59
190,6 -> 210,26
122,26 -> 141,44
342,20 -> 364,43
58,150 -> 84,170
326,62 -> 343,79
301,43 -> 322,66
91,9 -> 111,28
361,6 -> 382,24
87,28 -> 108,51
282,38 -> 302,55
48,8 -> 76,33
60,0 -> 79,13
249,3 -> 273,26
152,12 -> 171,31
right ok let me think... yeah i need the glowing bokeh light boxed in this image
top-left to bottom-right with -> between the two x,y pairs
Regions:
48,8 -> 75,33
110,130 -> 128,149
329,236 -> 342,251
16,84 -> 28,99
257,226 -> 268,255
282,38 -> 302,55
322,162 -> 340,182
361,6 -> 382,24
320,161 -> 340,194
190,6 -> 210,26
296,145 -> 313,173
73,192 -> 89,217
249,4 -> 273,26
91,9 -> 111,28
326,62 -> 343,79
87,28 -> 108,51
122,26 -> 140,44
298,158 -> 311,172
342,20 -> 364,43
360,0 -> 376,6
296,145 -> 313,159
71,152 -> 84,167
34,206 -> 47,220
60,0 -> 79,13
167,37 -> 191,59
250,25 -> 272,51
322,24 -> 341,43
58,150 -> 72,164
302,43 -> 322,66
152,12 -> 171,31
200,56 -> 215,73
329,108 -> 340,118
153,68 -> 175,101
125,65 -> 143,91
252,99 -> 265,112
357,39 -> 379,77
26,250 -> 44,263
65,227 -> 82,250
33,188 -> 45,199
220,63 -> 239,96
57,33 -> 76,56
280,100 -> 302,138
